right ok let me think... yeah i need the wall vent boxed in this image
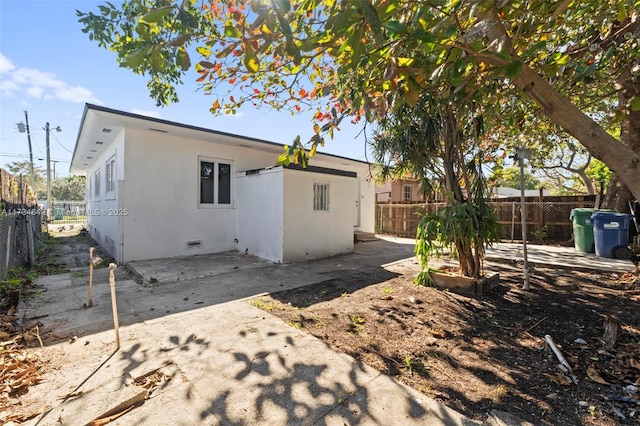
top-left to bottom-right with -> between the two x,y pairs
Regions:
186,240 -> 203,249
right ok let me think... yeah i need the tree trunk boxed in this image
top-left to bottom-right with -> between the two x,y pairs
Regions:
602,175 -> 634,211
456,239 -> 476,278
443,107 -> 465,203
475,15 -> 640,202
510,65 -> 640,201
602,68 -> 640,211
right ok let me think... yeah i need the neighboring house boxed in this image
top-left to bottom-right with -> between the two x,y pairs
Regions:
491,187 -> 551,198
376,177 -> 427,203
69,104 -> 375,264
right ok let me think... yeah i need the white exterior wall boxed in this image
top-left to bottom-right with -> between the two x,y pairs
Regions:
86,130 -> 124,261
307,159 -> 376,234
120,129 -> 300,262
357,171 -> 376,233
235,169 -> 284,263
282,169 -> 354,262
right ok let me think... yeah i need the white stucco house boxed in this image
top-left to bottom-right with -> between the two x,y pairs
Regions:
69,104 -> 375,264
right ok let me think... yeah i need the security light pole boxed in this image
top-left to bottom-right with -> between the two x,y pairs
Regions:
44,122 -> 61,220
515,147 -> 533,290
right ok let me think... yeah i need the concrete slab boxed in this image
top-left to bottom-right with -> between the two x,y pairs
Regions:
128,251 -> 273,284
485,242 -> 635,273
127,235 -> 416,286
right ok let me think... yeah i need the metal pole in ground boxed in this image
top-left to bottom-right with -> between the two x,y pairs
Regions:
109,263 -> 121,349
515,148 -> 533,290
88,247 -> 95,307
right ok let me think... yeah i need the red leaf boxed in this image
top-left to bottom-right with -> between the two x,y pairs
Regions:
253,88 -> 260,94
229,77 -> 237,84
230,95 -> 235,103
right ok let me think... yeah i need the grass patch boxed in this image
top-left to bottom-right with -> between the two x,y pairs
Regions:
250,296 -> 285,312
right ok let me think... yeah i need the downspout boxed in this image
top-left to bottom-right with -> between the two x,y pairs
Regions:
118,179 -> 125,265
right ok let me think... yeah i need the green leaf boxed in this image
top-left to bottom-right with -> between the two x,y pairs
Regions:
275,0 -> 290,13
361,0 -> 384,43
630,96 -> 640,112
121,47 -> 149,69
555,54 -> 570,66
385,21 -> 407,34
244,42 -> 260,72
176,47 -> 191,71
142,6 -> 174,23
167,34 -> 192,47
504,60 -> 522,78
522,41 -> 547,60
245,55 -> 259,72
196,46 -> 212,57
277,152 -> 291,166
224,25 -> 242,38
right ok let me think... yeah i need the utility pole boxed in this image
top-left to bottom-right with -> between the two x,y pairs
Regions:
45,122 -> 52,219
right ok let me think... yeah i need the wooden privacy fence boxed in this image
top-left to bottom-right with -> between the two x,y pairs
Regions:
1,168 -> 41,280
0,168 -> 38,211
376,195 -> 597,242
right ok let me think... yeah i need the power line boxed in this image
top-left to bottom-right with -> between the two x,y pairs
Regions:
52,132 -> 73,153
0,153 -> 70,163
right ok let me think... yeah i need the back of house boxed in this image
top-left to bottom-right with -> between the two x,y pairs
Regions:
69,104 -> 375,264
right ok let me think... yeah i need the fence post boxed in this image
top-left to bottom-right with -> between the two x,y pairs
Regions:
109,263 -> 121,349
88,247 -> 95,307
511,202 -> 516,242
26,215 -> 35,266
538,189 -> 545,241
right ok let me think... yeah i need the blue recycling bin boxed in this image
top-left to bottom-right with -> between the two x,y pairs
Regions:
590,212 -> 633,258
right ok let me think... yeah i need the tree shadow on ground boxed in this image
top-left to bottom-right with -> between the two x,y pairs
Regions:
30,324 -> 472,425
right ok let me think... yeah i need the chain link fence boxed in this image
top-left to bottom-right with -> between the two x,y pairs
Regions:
48,200 -> 86,226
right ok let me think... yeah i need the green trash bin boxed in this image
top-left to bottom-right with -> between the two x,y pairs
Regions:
570,208 -> 598,253
54,207 -> 64,220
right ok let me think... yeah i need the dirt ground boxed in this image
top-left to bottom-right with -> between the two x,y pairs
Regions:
252,257 -> 640,425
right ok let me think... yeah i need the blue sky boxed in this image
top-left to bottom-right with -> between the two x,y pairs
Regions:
0,0 -> 372,178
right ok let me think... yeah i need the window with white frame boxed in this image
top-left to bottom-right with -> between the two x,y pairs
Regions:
199,158 -> 232,206
105,156 -> 116,195
313,182 -> 329,211
403,185 -> 412,201
94,169 -> 101,198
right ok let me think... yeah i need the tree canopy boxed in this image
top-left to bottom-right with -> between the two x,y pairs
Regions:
51,176 -> 86,201
77,0 -> 640,200
6,161 -> 46,200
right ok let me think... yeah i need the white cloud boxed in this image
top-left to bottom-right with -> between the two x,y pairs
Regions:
131,108 -> 162,118
0,52 -> 101,104
0,53 -> 15,74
